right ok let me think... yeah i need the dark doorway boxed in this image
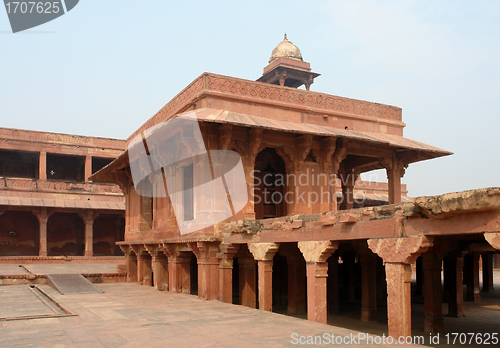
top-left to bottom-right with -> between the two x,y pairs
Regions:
254,148 -> 287,219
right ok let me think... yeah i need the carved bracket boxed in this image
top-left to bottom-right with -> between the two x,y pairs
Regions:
248,242 -> 279,261
298,134 -> 314,169
484,232 -> 500,250
368,236 -> 434,264
320,137 -> 336,172
298,240 -> 339,263
248,128 -> 263,160
218,124 -> 233,151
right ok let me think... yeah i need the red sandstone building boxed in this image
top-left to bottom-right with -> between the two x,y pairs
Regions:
0,127 -> 126,260
89,36 -> 500,338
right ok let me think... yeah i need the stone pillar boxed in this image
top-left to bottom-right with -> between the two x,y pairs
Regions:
239,257 -> 257,308
447,252 -> 465,317
79,211 -> 99,257
245,128 -> 262,220
381,157 -> 406,204
165,246 -> 192,294
482,253 -> 494,292
248,242 -> 279,312
327,255 -> 340,314
152,253 -> 168,291
119,245 -> 138,282
465,253 -> 481,302
422,250 -> 444,335
298,241 -> 339,324
218,244 -> 239,304
286,256 -> 306,313
360,250 -> 378,322
126,255 -> 138,282
35,208 -> 51,257
39,151 -> 47,180
339,172 -> 357,210
85,155 -> 92,182
368,236 -> 433,339
258,260 -> 273,311
137,253 -> 145,285
189,242 -> 220,300
386,168 -> 404,204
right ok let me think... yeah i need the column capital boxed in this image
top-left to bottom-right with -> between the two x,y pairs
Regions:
188,241 -> 220,260
298,240 -> 339,263
484,232 -> 500,250
78,210 -> 100,224
218,243 -> 240,259
248,242 -> 279,261
34,207 -> 52,224
119,244 -> 135,257
368,236 -> 433,264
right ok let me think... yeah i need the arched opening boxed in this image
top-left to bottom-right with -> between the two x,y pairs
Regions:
254,148 -> 287,219
0,210 -> 38,256
47,212 -> 83,256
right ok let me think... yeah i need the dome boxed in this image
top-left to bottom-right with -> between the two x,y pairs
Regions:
269,34 -> 303,63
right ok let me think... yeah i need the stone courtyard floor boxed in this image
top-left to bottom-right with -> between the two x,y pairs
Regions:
0,281 -> 426,348
0,265 -> 498,347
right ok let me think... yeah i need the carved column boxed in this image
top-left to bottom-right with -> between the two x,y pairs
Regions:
218,243 -> 239,304
39,151 -> 47,180
239,256 -> 257,308
447,250 -> 465,317
164,244 -> 192,294
85,154 -> 92,182
35,208 -> 51,257
339,170 -> 358,210
188,241 -> 220,300
245,129 -> 262,220
464,253 -> 481,302
120,245 -> 138,283
147,245 -> 168,291
79,211 -> 99,257
137,250 -> 152,286
368,236 -> 433,338
422,249 -> 444,334
380,156 -> 406,204
285,255 -> 307,313
298,240 -> 339,324
248,242 -> 279,312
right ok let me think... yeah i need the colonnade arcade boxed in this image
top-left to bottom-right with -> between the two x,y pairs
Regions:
119,231 -> 500,337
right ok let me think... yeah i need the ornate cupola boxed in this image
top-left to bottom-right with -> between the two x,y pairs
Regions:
257,34 -> 320,90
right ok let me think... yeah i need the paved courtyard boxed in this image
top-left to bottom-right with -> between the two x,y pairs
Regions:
0,267 -> 498,347
0,282 -> 425,348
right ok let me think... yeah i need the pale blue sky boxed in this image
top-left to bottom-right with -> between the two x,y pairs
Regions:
1,0 -> 500,197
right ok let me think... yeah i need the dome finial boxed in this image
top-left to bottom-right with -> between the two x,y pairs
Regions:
268,34 -> 303,63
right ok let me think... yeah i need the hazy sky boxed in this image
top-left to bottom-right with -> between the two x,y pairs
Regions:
1,0 -> 499,197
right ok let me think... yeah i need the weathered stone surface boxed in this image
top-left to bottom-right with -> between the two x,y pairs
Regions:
484,232 -> 500,250
414,188 -> 500,217
247,242 -> 279,261
368,236 -> 433,264
298,240 -> 338,263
